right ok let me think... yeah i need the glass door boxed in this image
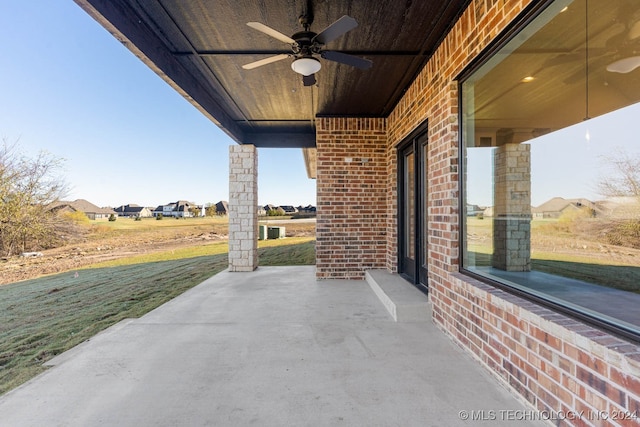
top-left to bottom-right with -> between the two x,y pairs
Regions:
398,124 -> 428,292
418,133 -> 428,288
400,145 -> 416,281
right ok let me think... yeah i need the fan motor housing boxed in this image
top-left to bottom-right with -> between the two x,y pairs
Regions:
292,31 -> 320,55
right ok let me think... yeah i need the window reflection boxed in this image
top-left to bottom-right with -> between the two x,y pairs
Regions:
461,0 -> 640,334
405,152 -> 415,259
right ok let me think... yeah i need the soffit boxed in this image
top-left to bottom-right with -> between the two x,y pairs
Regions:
74,0 -> 471,148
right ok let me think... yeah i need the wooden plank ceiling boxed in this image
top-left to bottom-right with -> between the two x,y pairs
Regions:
74,0 -> 471,147
470,0 -> 640,136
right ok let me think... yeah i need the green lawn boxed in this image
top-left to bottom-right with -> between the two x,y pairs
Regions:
0,238 -> 315,395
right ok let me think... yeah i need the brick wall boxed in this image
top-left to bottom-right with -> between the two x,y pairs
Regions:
382,0 -> 640,425
433,273 -> 640,426
313,0 -> 640,422
315,117 -> 388,279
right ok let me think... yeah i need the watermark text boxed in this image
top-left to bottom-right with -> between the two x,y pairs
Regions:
458,409 -> 638,422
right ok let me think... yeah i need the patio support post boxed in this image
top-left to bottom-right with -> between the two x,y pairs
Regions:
492,129 -> 531,272
228,144 -> 258,272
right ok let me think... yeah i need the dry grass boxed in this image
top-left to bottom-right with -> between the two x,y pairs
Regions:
0,217 -> 316,285
466,217 -> 640,292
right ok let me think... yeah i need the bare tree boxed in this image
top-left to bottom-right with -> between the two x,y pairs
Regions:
0,139 -> 69,256
597,149 -> 640,199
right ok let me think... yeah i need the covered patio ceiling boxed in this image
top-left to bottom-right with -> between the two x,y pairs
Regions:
73,0 -> 471,149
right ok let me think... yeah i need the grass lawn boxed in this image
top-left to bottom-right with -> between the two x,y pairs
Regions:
0,237 -> 315,396
91,215 -> 229,230
87,216 -> 230,240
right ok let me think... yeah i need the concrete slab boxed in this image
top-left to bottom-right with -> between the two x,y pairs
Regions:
0,266 -> 546,427
365,269 -> 430,322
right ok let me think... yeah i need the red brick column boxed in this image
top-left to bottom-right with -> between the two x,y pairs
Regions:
315,117 -> 388,279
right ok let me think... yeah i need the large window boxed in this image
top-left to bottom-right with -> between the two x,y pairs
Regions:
461,0 -> 640,337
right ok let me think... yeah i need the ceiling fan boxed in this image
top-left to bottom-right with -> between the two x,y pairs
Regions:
242,11 -> 372,86
605,17 -> 640,73
543,5 -> 640,79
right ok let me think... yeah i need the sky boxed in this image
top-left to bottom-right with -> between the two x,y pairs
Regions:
466,99 -> 640,208
0,1 -> 317,208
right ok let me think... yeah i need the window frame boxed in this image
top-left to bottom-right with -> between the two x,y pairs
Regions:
456,0 -> 640,343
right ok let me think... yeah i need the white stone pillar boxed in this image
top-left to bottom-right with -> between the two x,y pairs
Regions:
229,144 -> 258,272
492,142 -> 531,272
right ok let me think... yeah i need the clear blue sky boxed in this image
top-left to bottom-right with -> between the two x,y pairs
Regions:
466,102 -> 640,207
0,1 -> 317,208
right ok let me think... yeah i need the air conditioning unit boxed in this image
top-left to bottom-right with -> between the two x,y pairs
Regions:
267,226 -> 286,239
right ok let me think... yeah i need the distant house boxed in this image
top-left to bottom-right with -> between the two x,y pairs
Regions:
532,197 -> 598,219
153,200 -> 194,218
596,197 -> 640,218
257,205 -> 266,216
297,205 -> 317,214
114,204 -> 152,218
466,204 -> 483,216
215,201 -> 229,216
48,199 -> 116,220
279,205 -> 298,214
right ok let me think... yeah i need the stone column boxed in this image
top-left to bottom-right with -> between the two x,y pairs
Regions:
492,138 -> 531,272
229,144 -> 258,272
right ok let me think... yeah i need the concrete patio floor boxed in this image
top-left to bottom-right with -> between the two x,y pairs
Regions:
0,266 -> 547,426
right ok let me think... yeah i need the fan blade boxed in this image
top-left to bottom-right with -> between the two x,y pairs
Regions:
629,20 -> 640,40
321,51 -> 372,70
303,74 -> 316,86
247,22 -> 295,44
313,15 -> 358,45
242,54 -> 289,70
542,53 -> 582,68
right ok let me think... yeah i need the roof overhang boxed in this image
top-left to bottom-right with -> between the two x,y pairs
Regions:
73,0 -> 472,153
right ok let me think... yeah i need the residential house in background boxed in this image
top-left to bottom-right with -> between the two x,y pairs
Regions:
153,200 -> 194,218
297,205 -> 316,215
215,201 -> 228,216
532,197 -> 598,219
48,199 -> 115,220
594,196 -> 640,219
75,0 -> 640,421
279,205 -> 298,214
263,204 -> 277,214
465,204 -> 483,217
114,204 -> 153,218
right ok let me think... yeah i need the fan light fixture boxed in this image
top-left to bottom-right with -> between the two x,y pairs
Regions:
606,56 -> 640,73
244,15 -> 371,86
291,57 -> 321,76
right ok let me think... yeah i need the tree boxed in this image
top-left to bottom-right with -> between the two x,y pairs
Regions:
0,139 -> 68,256
597,149 -> 640,248
597,149 -> 640,199
205,203 -> 217,217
